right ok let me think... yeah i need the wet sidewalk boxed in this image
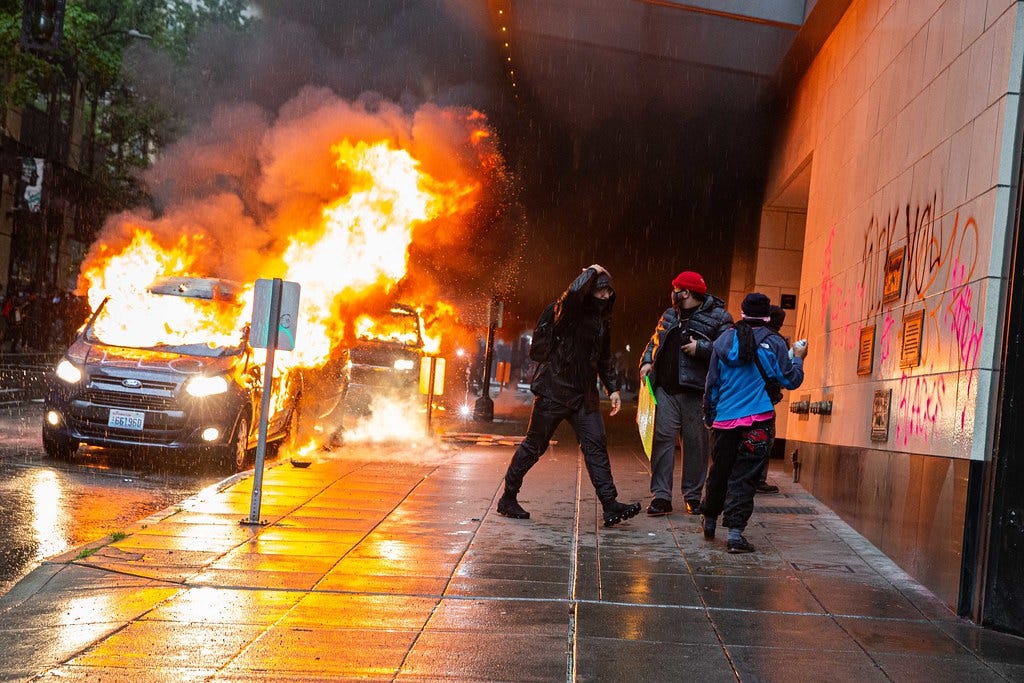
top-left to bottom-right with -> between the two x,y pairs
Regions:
2,407 -> 1023,681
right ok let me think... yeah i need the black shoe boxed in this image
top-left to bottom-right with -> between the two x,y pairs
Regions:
685,501 -> 702,515
727,535 -> 755,553
497,493 -> 530,519
700,515 -> 716,540
755,483 -> 780,494
646,498 -> 672,516
603,501 -> 641,527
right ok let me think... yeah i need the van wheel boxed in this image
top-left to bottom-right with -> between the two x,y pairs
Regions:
227,417 -> 250,472
43,430 -> 78,461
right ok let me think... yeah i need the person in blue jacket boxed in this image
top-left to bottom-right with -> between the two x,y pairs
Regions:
700,293 -> 807,553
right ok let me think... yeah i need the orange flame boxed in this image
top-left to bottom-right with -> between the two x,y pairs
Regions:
275,139 -> 478,369
419,301 -> 460,355
81,231 -> 249,350
77,101 -> 500,447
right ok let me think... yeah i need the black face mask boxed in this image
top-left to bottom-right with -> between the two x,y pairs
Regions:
586,295 -> 611,314
671,290 -> 686,308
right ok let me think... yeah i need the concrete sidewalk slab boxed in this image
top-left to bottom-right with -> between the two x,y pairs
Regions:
1,408 -> 1022,681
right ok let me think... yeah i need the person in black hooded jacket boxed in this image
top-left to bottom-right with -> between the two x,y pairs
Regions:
497,265 -> 641,527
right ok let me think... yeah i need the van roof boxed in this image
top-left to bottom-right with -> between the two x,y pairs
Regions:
147,277 -> 242,301
388,303 -> 418,317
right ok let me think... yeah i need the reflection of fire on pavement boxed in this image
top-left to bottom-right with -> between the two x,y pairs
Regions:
441,433 -> 558,448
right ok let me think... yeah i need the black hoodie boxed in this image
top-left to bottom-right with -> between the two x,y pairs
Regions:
530,267 -> 619,412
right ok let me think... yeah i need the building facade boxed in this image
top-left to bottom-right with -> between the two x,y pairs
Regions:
741,0 -> 1024,633
2,102 -> 93,300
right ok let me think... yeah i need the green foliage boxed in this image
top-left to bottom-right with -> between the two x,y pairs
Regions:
2,0 -> 252,212
163,0 -> 253,63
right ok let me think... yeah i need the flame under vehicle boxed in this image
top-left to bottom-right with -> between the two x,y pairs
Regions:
41,277 -> 341,471
345,304 -> 426,413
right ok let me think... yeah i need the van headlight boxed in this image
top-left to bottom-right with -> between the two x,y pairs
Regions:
185,375 -> 229,397
55,359 -> 82,384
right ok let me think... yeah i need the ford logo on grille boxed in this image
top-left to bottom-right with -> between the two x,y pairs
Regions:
121,379 -> 142,389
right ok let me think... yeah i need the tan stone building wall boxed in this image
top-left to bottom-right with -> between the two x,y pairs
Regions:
757,0 -> 1024,604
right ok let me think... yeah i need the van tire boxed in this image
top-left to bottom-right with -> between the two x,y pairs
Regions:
227,416 -> 250,472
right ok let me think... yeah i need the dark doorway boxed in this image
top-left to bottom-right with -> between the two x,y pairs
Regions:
968,104 -> 1024,636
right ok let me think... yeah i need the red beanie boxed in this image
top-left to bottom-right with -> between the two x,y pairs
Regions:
671,271 -> 707,295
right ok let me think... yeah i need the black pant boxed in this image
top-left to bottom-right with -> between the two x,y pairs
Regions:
700,420 -> 772,530
755,417 -> 777,485
503,395 -> 618,503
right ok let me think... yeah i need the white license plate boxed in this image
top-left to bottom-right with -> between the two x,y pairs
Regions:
108,408 -> 145,430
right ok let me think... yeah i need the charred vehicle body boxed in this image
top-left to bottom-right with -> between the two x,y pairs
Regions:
41,277 -> 318,471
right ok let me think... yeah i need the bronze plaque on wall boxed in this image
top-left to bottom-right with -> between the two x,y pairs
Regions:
900,309 -> 924,368
857,325 -> 875,375
871,389 -> 892,442
883,247 -> 905,303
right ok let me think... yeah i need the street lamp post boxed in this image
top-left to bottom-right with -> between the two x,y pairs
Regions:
473,297 -> 503,422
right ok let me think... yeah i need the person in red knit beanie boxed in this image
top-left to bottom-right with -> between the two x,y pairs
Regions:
639,270 -> 733,516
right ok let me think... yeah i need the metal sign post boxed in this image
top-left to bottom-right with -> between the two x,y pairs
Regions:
473,297 -> 501,422
242,277 -> 300,526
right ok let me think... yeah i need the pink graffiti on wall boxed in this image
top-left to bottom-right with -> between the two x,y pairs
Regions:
945,258 -> 984,402
820,226 -> 837,325
879,310 -> 896,364
859,203 -> 980,332
895,371 -> 946,446
819,226 -> 857,350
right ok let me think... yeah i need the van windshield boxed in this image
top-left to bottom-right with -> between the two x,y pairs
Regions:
353,308 -> 422,347
85,289 -> 246,357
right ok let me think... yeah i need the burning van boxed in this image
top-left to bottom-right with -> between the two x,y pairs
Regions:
345,303 -> 426,411
41,276 -> 309,471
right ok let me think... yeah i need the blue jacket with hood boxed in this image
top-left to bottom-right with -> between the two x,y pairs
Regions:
703,324 -> 804,425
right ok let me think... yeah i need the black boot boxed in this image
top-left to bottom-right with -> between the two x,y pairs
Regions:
602,500 -> 641,527
497,492 -> 530,519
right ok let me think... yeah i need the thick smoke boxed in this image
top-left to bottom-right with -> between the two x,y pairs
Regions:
101,2 -> 521,326
127,1 -> 499,126
83,89 -> 511,321
108,0 -> 774,351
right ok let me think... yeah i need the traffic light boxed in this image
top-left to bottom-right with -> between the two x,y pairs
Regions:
20,0 -> 66,53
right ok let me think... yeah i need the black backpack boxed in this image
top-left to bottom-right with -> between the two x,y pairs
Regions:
752,346 -> 784,405
528,301 -> 558,362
